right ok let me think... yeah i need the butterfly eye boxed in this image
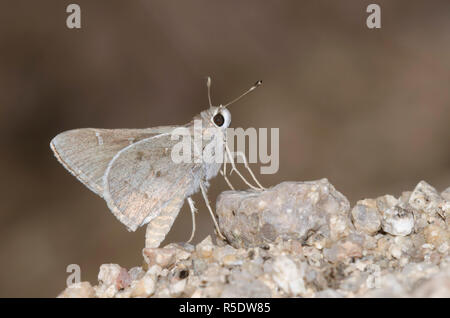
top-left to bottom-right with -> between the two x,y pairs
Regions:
213,113 -> 225,127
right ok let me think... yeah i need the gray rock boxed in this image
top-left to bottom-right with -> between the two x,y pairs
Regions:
58,282 -> 95,298
377,195 -> 414,236
323,235 -> 364,263
411,267 -> 450,297
143,248 -> 177,268
409,181 -> 446,218
129,269 -> 157,297
271,255 -> 306,296
216,179 -> 351,248
442,187 -> 450,201
220,271 -> 272,297
351,199 -> 381,235
315,289 -> 344,298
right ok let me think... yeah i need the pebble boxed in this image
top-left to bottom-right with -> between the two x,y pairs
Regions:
58,282 -> 95,298
130,271 -> 157,297
143,248 -> 177,268
196,236 -> 214,258
409,181 -> 446,218
272,255 -> 306,296
377,195 -> 414,236
351,199 -> 381,235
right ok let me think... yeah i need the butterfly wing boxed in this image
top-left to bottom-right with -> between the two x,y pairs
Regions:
103,133 -> 202,231
50,127 -> 173,196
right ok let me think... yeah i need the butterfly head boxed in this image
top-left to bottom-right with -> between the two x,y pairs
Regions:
201,106 -> 232,130
198,77 -> 261,130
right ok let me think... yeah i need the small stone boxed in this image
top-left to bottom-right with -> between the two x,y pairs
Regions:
95,284 -> 117,298
190,289 -> 204,298
192,258 -> 208,275
98,264 -> 121,286
303,246 -> 323,267
362,274 -> 405,297
339,271 -> 367,292
323,238 -> 363,263
409,181 -> 445,217
284,239 -> 304,255
222,254 -> 243,266
130,271 -> 157,298
97,264 -> 130,290
428,252 -> 441,265
413,210 -> 429,232
169,278 -> 187,297
351,199 -> 381,235
377,195 -> 414,236
128,267 -> 145,281
117,268 -> 132,290
362,234 -> 379,250
147,264 -> 163,276
389,245 -> 402,259
143,248 -> 176,268
441,187 -> 450,201
376,194 -> 398,213
196,236 -> 214,258
438,243 -> 449,254
58,282 -> 95,298
423,225 -> 449,252
241,261 -> 264,277
212,244 -> 236,262
163,243 -> 193,260
399,191 -> 412,204
412,268 -> 450,297
439,201 -> 450,220
272,255 -> 306,296
220,272 -> 271,297
315,289 -> 344,298
305,232 -> 329,250
376,236 -> 391,255
383,211 -> 414,236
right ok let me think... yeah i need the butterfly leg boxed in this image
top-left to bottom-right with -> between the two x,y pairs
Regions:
225,143 -> 261,191
233,151 -> 266,190
220,155 -> 236,190
186,197 -> 197,243
199,181 -> 226,241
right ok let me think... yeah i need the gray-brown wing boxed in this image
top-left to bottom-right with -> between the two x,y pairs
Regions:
50,127 -> 173,196
103,134 -> 201,231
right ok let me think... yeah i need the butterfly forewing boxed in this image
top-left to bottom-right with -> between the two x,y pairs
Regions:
50,127 -> 173,196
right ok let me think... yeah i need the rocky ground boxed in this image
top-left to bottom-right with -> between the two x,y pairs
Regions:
59,180 -> 450,298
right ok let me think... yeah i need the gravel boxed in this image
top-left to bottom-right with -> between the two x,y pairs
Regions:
58,179 -> 450,298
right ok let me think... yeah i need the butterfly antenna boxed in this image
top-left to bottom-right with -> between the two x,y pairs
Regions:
223,80 -> 262,108
206,76 -> 213,107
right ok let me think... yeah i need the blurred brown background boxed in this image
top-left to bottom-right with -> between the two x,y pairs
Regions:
0,0 -> 449,297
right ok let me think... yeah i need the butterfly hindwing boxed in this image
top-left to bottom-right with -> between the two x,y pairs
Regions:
103,133 -> 202,231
